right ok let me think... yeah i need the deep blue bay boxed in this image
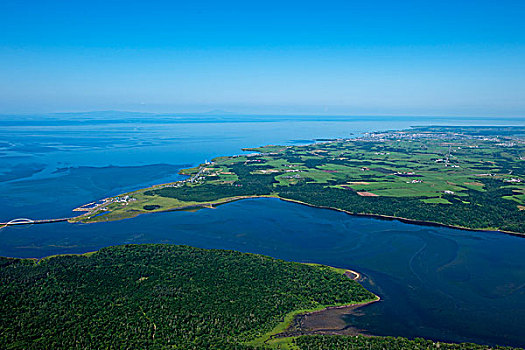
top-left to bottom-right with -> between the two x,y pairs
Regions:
1,114 -> 524,347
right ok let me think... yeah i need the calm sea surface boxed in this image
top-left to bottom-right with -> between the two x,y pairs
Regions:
1,114 -> 524,347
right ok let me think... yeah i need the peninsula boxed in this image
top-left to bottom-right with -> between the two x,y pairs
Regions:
72,126 -> 525,235
0,244 -> 519,349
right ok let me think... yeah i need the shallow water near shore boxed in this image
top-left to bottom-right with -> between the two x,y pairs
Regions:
1,115 -> 525,347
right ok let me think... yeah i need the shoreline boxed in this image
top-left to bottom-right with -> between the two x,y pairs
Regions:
70,194 -> 279,224
1,245 -> 379,348
270,297 -> 380,341
247,267 -> 380,348
344,269 -> 360,280
5,193 -> 524,238
276,197 -> 525,238
63,133 -> 524,238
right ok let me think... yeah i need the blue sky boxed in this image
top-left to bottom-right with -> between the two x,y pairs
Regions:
1,0 -> 524,116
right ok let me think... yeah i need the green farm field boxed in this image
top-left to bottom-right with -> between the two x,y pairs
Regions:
74,126 -> 525,234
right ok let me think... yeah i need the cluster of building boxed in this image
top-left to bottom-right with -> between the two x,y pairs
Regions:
361,130 -> 525,145
112,195 -> 136,205
362,131 -> 463,141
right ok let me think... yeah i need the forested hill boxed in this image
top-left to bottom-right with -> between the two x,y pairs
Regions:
0,244 -> 374,349
0,244 -> 519,349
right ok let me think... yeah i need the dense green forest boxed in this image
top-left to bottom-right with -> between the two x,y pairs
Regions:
1,244 -> 520,349
293,335 -> 519,350
0,244 -> 374,349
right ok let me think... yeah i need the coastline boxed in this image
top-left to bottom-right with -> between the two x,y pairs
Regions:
247,267 -> 380,348
276,197 -> 525,238
271,297 -> 380,341
70,194 -> 279,224
0,245 -> 379,345
96,193 -> 525,237
5,192 -> 523,238
0,244 -> 379,349
62,132 -> 524,238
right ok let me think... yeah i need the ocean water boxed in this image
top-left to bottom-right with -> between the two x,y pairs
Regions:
1,114 -> 524,347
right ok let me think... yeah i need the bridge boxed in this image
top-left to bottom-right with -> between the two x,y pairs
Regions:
6,218 -> 35,225
0,217 -> 71,227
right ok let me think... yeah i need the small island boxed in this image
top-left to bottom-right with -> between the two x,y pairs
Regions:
72,126 -> 525,235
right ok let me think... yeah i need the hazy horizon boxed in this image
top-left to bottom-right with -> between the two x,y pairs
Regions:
1,1 -> 524,117
1,109 -> 525,120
